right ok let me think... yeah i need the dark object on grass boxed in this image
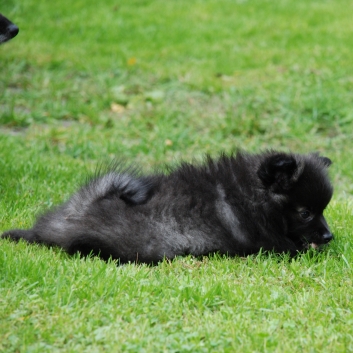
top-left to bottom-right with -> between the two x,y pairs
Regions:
2,150 -> 334,263
0,13 -> 19,44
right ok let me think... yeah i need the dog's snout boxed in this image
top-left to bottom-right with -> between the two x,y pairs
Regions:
322,232 -> 333,244
8,24 -> 19,38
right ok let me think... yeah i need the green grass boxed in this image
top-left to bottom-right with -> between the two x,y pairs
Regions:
1,0 -> 353,351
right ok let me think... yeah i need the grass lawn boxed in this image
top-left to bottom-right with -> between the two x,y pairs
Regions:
1,0 -> 353,351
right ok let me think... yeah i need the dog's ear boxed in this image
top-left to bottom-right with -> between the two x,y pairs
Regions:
257,154 -> 302,192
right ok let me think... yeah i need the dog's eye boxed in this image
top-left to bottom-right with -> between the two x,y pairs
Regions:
300,210 -> 311,219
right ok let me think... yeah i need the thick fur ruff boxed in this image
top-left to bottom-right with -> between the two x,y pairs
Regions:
2,151 -> 334,263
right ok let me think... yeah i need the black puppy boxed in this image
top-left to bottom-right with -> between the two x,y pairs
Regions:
2,151 -> 334,263
0,13 -> 19,44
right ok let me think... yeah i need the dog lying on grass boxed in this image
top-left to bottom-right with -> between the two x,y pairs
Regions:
0,13 -> 19,44
2,151 -> 334,263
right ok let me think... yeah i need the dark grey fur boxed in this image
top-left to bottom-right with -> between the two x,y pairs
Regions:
0,13 -> 19,44
2,151 -> 334,263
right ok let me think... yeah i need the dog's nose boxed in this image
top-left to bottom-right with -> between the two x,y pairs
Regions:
322,232 -> 333,243
7,24 -> 19,38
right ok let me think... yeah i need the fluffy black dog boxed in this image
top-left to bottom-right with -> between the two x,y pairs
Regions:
0,13 -> 19,44
2,151 -> 334,263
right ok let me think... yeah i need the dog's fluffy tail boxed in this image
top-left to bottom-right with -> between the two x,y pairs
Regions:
68,162 -> 158,212
85,171 -> 156,205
